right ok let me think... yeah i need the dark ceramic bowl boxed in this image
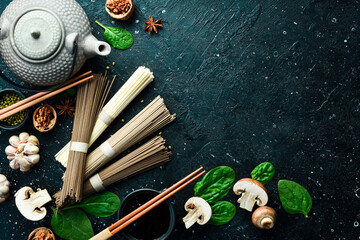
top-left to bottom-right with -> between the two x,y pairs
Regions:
117,189 -> 176,240
0,88 -> 29,130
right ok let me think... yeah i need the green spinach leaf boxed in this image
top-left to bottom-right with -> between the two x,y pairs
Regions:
194,166 -> 235,205
251,162 -> 275,185
64,192 -> 120,217
278,180 -> 312,218
208,201 -> 236,226
95,21 -> 133,50
50,206 -> 94,240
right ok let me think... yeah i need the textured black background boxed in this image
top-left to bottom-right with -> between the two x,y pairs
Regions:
0,0 -> 360,239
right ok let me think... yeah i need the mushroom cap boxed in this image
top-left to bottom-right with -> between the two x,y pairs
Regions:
184,197 -> 212,225
252,206 -> 277,229
15,187 -> 52,221
105,0 -> 135,20
233,178 -> 268,206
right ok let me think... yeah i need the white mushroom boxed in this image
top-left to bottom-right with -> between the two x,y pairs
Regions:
0,174 -> 10,203
5,132 -> 40,172
233,178 -> 268,212
182,197 -> 212,229
15,186 -> 52,221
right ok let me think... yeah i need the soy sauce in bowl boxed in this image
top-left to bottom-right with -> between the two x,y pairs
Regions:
118,189 -> 175,240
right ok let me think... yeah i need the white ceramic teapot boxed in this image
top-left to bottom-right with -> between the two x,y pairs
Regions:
0,0 -> 111,89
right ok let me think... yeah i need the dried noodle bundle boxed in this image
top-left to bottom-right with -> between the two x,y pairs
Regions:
58,74 -> 113,208
84,95 -> 176,179
54,136 -> 171,202
56,66 -> 154,167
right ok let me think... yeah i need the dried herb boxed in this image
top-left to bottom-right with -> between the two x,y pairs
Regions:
144,15 -> 163,35
95,21 -> 133,50
55,97 -> 75,118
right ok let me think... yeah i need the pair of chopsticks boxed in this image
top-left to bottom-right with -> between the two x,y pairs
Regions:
0,71 -> 94,121
89,167 -> 206,240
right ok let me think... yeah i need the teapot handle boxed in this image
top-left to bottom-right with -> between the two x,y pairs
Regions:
0,42 -> 78,92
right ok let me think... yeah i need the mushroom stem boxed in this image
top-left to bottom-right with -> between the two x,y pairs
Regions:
238,192 -> 258,212
183,208 -> 201,229
260,217 -> 274,228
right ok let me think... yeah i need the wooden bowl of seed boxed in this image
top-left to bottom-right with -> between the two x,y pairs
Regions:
33,104 -> 57,132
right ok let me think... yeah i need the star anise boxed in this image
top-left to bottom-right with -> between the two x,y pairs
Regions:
55,97 -> 75,118
144,15 -> 163,35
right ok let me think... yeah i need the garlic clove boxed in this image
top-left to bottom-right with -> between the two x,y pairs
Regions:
0,186 -> 9,194
25,154 -> 40,165
27,135 -> 39,146
9,135 -> 20,147
17,143 -> 26,153
19,132 -> 30,143
7,156 -> 15,160
5,145 -> 17,156
24,143 -> 40,155
0,175 -> 6,182
20,165 -> 31,172
9,160 -> 20,170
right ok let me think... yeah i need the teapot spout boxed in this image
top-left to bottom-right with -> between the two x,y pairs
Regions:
82,34 -> 111,58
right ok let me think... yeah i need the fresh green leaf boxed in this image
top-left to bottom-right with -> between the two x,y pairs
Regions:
278,180 -> 312,218
194,166 -> 235,205
50,206 -> 94,240
251,162 -> 275,185
64,192 -> 120,217
95,21 -> 133,50
208,201 -> 236,226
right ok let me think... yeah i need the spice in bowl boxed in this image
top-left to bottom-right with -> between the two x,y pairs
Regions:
0,90 -> 28,129
33,104 -> 57,132
28,227 -> 55,240
105,0 -> 134,20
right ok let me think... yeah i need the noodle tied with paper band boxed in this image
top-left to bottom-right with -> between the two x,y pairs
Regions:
55,66 -> 154,167
83,96 -> 176,180
70,142 -> 89,153
53,136 -> 171,202
57,74 -> 113,209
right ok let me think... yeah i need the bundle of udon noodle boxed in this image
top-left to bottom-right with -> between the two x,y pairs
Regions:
55,96 -> 176,207
56,66 -> 154,167
54,136 -> 171,201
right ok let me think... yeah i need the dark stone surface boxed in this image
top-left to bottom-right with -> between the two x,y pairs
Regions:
0,0 -> 359,239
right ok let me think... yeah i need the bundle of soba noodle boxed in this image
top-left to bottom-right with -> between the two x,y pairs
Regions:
54,136 -> 171,203
84,96 -> 176,179
55,66 -> 154,167
58,74 -> 113,208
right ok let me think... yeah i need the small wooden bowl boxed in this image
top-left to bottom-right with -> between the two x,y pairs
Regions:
105,0 -> 135,20
33,104 -> 57,132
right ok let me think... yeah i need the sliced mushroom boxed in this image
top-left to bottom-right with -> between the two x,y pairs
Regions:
15,186 -> 52,221
252,206 -> 277,229
233,178 -> 268,212
182,197 -> 212,229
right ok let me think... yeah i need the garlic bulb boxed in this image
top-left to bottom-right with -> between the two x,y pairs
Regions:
0,174 -> 10,202
5,132 -> 40,172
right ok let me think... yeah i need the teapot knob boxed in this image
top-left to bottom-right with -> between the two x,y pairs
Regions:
30,29 -> 41,39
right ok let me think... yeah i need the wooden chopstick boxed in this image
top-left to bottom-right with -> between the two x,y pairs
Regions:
90,167 -> 206,240
0,75 -> 94,121
0,71 -> 92,116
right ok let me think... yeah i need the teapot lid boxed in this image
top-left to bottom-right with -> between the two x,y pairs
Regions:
11,9 -> 64,62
